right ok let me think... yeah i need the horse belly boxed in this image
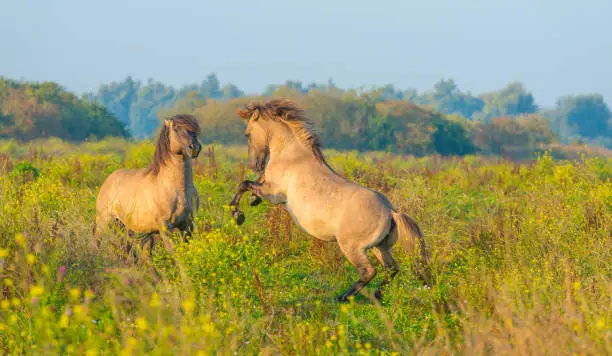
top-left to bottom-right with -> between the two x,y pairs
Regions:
284,202 -> 336,241
108,184 -> 162,233
116,199 -> 159,233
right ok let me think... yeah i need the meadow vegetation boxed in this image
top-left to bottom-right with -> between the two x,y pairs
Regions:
0,138 -> 610,354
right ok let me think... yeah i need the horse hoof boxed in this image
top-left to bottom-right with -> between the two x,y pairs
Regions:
336,294 -> 351,303
374,289 -> 383,301
250,195 -> 262,206
232,210 -> 245,225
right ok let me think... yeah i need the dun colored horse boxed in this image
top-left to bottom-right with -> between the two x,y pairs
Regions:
230,99 -> 430,302
95,115 -> 202,255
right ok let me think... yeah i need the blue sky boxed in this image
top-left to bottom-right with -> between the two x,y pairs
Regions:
1,0 -> 610,107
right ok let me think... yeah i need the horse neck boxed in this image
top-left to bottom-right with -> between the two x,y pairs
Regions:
157,154 -> 193,189
269,138 -> 333,177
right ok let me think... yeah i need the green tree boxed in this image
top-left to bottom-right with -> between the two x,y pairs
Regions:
551,94 -> 610,139
0,78 -> 129,140
158,91 -> 205,120
93,76 -> 140,127
414,79 -> 484,118
477,82 -> 537,122
129,80 -> 177,139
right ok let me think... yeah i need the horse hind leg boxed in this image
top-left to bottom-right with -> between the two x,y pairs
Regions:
336,242 -> 377,303
140,233 -> 161,281
372,223 -> 400,301
372,246 -> 399,301
105,218 -> 139,263
124,230 -> 140,264
92,215 -> 104,250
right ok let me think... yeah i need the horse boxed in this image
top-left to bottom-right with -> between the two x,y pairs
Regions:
94,114 -> 202,259
229,99 -> 430,302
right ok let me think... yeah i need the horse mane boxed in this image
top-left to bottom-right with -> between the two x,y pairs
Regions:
237,99 -> 327,163
146,114 -> 201,175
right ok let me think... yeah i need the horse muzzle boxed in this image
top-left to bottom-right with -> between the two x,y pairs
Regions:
187,143 -> 202,158
249,149 -> 268,174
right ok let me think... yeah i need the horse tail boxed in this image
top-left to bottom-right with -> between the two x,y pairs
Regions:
391,212 -> 432,284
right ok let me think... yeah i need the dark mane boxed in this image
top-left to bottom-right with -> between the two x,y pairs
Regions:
237,99 -> 327,163
146,114 -> 201,175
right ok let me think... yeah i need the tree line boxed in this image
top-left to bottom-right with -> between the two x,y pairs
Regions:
0,78 -> 128,141
156,85 -> 556,157
90,74 -> 612,149
1,75 -> 610,157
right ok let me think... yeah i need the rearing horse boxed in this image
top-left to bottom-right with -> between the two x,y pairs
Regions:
95,114 -> 202,254
230,99 -> 430,302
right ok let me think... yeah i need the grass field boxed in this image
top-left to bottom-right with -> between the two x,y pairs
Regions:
0,138 -> 610,355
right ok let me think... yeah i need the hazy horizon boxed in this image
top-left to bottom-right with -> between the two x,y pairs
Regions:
1,0 -> 611,107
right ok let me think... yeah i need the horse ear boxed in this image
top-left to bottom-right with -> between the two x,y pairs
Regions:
237,107 -> 259,121
164,119 -> 173,129
236,108 -> 250,121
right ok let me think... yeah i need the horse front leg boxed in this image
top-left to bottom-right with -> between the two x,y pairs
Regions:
139,233 -> 161,281
229,179 -> 273,225
229,180 -> 252,225
180,220 -> 194,243
155,221 -> 176,252
249,176 -> 265,206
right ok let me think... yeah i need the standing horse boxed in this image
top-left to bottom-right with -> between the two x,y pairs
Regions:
95,114 -> 202,255
229,99 -> 430,302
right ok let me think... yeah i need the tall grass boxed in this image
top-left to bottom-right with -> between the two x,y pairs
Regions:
0,139 -> 610,355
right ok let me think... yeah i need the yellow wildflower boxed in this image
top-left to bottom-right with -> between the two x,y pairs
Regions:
149,293 -> 161,308
1,300 -> 9,309
0,248 -> 8,258
26,254 -> 36,265
70,288 -> 80,301
15,234 -> 26,247
182,298 -> 195,313
59,314 -> 69,328
135,317 -> 148,330
127,337 -> 138,347
73,305 -> 85,316
203,321 -> 215,334
30,285 -> 44,298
